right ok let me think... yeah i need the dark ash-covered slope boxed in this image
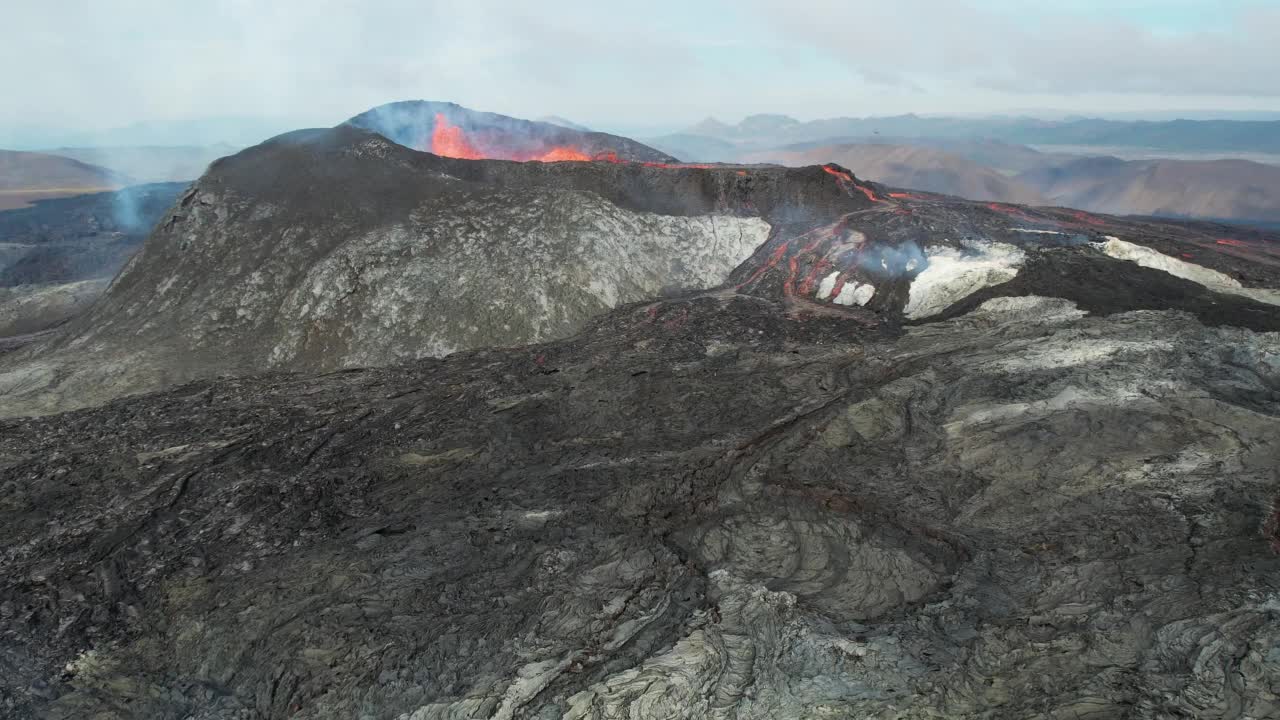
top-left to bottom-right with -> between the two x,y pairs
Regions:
1,289 -> 1278,718
1,104 -> 1280,719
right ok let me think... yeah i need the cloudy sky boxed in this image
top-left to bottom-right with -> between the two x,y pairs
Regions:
5,0 -> 1279,143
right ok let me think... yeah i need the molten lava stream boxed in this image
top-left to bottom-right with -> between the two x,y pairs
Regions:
431,114 -> 485,160
428,116 -> 724,165
823,164 -> 881,202
537,146 -> 592,162
822,165 -> 853,182
432,113 -> 596,162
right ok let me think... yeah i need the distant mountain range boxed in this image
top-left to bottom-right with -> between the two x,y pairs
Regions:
41,144 -> 236,183
645,115 -> 1280,225
1018,156 -> 1280,223
740,144 -> 1047,205
675,113 -> 1280,154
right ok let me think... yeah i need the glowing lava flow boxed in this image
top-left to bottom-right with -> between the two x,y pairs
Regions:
736,239 -> 793,291
430,113 -> 595,162
736,217 -> 859,298
1216,238 -> 1249,247
784,229 -> 834,296
827,273 -> 851,301
427,115 -> 760,170
798,258 -> 832,296
1068,209 -> 1108,228
985,202 -> 1042,224
538,146 -> 592,162
822,165 -> 853,182
431,114 -> 485,160
823,164 -> 881,203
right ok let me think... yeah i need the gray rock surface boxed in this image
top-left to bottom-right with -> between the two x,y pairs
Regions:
1,106 -> 1280,718
1,292 -> 1277,719
0,279 -> 108,337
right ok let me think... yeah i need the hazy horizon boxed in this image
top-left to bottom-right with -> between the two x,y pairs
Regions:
9,105 -> 1280,153
7,0 -> 1280,148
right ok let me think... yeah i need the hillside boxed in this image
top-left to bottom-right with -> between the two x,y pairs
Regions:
1020,156 -> 1280,223
684,113 -> 1280,154
741,143 -> 1047,204
0,150 -> 129,209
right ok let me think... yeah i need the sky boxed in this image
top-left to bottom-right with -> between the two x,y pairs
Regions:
5,0 -> 1280,145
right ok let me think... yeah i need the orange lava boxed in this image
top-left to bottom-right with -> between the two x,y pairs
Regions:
431,113 -> 484,160
1069,209 -> 1107,227
427,119 -> 745,168
538,146 -> 592,162
431,113 -> 603,163
985,202 -> 1040,223
853,185 -> 880,203
889,191 -> 923,200
798,257 -> 832,296
1216,238 -> 1249,247
736,238 -> 793,291
784,231 -> 830,296
823,164 -> 881,202
822,165 -> 853,182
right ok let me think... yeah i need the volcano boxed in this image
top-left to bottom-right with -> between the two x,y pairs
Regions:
1,103 -> 1279,719
346,101 -> 678,164
4,113 -> 1278,417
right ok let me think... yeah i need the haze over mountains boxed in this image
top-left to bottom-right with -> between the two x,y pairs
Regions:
740,144 -> 1049,205
672,112 -> 1280,154
7,107 -> 1280,226
42,145 -> 237,184
642,112 -> 1280,225
1020,156 -> 1280,223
